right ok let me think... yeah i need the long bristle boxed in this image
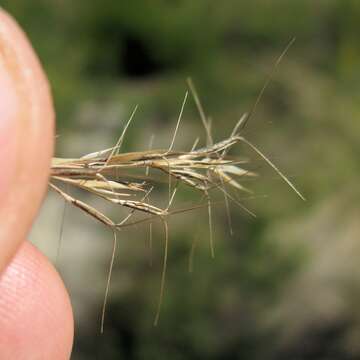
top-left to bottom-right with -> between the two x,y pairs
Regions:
51,71 -> 304,332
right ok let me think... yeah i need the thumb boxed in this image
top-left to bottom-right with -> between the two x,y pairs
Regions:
0,8 -> 54,270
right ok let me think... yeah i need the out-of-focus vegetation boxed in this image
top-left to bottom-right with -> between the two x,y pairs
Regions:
6,1 -> 360,359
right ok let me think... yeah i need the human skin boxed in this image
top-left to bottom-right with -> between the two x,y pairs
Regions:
0,8 -> 74,359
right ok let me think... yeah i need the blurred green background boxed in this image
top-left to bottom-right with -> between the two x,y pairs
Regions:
5,0 -> 360,359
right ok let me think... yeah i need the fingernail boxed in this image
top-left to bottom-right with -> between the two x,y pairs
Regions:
0,51 -> 19,200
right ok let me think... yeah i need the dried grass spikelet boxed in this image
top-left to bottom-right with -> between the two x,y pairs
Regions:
49,40 -> 304,332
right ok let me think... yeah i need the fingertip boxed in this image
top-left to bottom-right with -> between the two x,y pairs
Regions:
0,9 -> 55,270
0,241 -> 74,359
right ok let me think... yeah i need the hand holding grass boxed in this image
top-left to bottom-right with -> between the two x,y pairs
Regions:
0,9 -> 73,359
0,7 -> 304,357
